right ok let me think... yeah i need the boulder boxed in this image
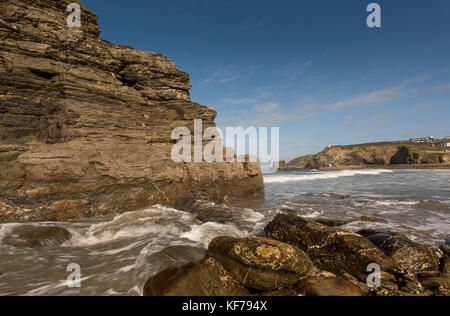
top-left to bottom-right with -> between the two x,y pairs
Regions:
439,245 -> 450,275
3,225 -> 71,247
312,218 -> 352,227
265,214 -> 393,280
418,274 -> 449,296
143,257 -> 249,296
367,234 -> 442,274
207,236 -> 312,290
297,276 -> 366,296
196,207 -> 233,224
137,246 -> 205,282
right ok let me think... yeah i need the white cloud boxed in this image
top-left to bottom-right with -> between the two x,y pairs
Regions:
327,86 -> 404,110
253,102 -> 280,113
203,70 -> 240,85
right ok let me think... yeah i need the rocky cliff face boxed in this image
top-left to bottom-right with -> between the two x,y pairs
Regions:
282,142 -> 450,170
0,0 -> 264,223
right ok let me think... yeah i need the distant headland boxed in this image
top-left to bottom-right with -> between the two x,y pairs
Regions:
280,137 -> 450,170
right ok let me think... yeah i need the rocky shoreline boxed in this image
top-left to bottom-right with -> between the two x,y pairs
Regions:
142,212 -> 449,296
1,203 -> 448,296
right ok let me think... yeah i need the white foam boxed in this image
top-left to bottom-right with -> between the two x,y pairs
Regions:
180,222 -> 246,248
0,223 -> 21,245
67,205 -> 193,247
373,200 -> 420,206
264,169 -> 394,183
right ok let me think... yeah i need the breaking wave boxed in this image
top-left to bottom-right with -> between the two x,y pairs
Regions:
264,169 -> 394,183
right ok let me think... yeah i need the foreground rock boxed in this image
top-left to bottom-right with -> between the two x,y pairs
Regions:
208,236 -> 312,290
3,225 -> 71,247
143,257 -> 250,296
366,234 -> 442,275
137,246 -> 205,284
0,0 -> 263,223
265,214 -> 393,280
196,207 -> 233,224
297,275 -> 366,296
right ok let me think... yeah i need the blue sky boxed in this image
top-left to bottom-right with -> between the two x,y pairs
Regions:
84,0 -> 450,161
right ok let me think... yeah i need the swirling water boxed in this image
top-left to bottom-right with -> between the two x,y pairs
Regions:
0,169 -> 449,295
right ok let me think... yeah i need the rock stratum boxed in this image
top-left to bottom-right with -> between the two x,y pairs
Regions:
0,0 -> 264,223
280,140 -> 450,170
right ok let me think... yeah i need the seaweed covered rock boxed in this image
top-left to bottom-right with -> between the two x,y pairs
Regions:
367,234 -> 442,275
143,257 -> 249,296
207,236 -> 312,290
265,214 -> 393,280
3,225 -> 71,247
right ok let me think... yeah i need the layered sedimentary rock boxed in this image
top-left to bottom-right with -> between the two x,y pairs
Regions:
0,0 -> 264,222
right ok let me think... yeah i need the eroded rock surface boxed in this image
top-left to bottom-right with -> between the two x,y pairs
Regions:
0,0 -> 264,222
207,236 -> 312,290
143,257 -> 250,296
265,214 -> 393,280
367,234 -> 442,275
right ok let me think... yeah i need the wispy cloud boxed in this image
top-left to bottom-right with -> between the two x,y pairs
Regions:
224,92 -> 270,105
328,86 -> 404,110
253,102 -> 280,113
203,70 -> 241,85
341,113 -> 390,130
430,82 -> 450,93
277,60 -> 313,80
412,101 -> 432,110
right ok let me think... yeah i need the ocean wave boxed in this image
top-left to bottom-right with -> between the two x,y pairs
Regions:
67,205 -> 193,247
264,169 -> 394,183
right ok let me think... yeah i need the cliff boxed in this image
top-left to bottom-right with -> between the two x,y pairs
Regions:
281,140 -> 450,170
0,0 -> 264,223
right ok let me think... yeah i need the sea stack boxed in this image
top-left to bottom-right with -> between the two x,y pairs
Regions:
0,0 -> 264,223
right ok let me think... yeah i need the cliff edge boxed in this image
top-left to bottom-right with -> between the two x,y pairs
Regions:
0,0 -> 264,223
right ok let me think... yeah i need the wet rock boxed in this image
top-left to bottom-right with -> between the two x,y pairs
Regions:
3,225 -> 71,247
312,218 -> 352,227
171,198 -> 198,212
356,229 -> 408,240
196,208 -> 233,224
439,245 -> 450,275
367,234 -> 442,275
207,236 -> 312,290
418,273 -> 449,296
297,276 -> 366,296
261,288 -> 301,296
143,257 -> 249,296
138,246 -> 206,280
265,214 -> 393,280
358,216 -> 387,223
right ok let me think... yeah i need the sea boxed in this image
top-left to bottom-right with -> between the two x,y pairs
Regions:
0,169 -> 449,295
